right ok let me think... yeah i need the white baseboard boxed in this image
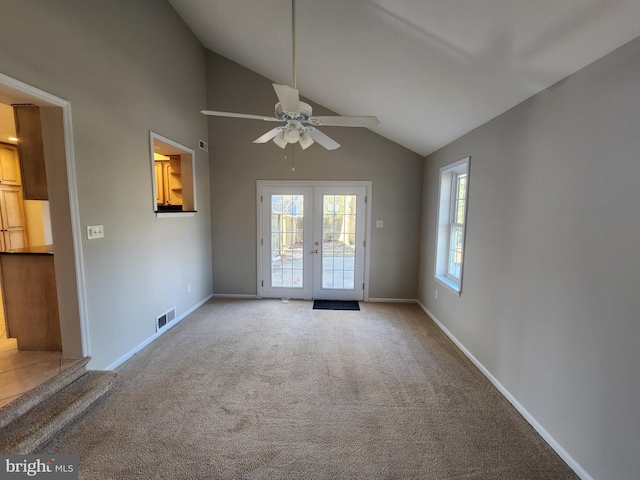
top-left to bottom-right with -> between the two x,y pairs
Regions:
210,295 -> 416,303
212,293 -> 260,299
416,301 -> 592,480
103,294 -> 213,371
367,298 -> 417,303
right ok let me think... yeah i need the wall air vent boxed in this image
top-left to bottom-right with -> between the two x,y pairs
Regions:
156,307 -> 177,332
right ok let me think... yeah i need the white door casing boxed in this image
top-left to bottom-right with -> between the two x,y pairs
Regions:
0,72 -> 89,357
257,180 -> 371,301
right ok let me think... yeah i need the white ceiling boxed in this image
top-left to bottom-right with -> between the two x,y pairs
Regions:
168,0 -> 640,156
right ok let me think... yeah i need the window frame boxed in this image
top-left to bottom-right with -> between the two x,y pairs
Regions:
434,157 -> 470,295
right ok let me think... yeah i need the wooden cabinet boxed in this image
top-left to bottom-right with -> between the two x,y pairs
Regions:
0,185 -> 27,252
13,105 -> 49,200
0,249 -> 61,351
0,146 -> 28,250
155,158 -> 182,207
0,143 -> 22,185
155,162 -> 165,205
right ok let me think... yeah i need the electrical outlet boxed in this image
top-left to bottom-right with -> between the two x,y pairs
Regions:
435,289 -> 439,300
376,220 -> 384,228
87,225 -> 104,239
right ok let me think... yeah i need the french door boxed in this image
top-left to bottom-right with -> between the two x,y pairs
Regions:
258,182 -> 369,300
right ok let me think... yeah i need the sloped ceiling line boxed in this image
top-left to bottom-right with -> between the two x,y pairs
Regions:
168,0 -> 640,156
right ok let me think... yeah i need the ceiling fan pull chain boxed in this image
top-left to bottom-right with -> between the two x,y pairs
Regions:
283,145 -> 294,171
291,144 -> 295,171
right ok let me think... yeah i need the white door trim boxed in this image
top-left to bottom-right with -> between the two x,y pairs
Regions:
256,180 -> 372,301
0,72 -> 89,356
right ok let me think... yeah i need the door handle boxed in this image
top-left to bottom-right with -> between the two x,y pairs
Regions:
314,249 -> 319,254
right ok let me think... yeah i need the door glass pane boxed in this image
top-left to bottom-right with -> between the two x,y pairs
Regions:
271,194 -> 304,288
322,195 -> 356,290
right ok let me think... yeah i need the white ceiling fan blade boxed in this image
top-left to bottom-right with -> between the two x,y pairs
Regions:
299,132 -> 314,150
200,110 -> 279,122
309,116 -> 380,128
272,84 -> 300,114
307,128 -> 340,150
253,127 -> 284,144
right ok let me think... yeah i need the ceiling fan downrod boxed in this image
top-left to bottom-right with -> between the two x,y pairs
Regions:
292,0 -> 296,89
199,0 -> 379,151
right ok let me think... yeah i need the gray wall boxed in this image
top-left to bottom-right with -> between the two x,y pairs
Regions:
0,0 -> 212,369
419,37 -> 640,480
206,51 -> 423,300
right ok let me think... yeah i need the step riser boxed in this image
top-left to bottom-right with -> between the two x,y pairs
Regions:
13,378 -> 113,454
0,369 -> 116,454
0,358 -> 89,429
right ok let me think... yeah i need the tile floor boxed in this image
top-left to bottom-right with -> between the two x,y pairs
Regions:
0,323 -> 78,409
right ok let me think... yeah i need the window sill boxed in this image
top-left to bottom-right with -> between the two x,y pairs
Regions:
435,275 -> 462,296
156,211 -> 197,218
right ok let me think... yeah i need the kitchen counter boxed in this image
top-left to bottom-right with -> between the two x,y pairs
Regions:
3,244 -> 54,255
0,247 -> 61,351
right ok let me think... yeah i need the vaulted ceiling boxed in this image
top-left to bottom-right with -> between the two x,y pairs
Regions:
168,0 -> 640,156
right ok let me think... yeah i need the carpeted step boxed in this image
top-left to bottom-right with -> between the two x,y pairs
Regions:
0,357 -> 90,430
0,370 -> 116,454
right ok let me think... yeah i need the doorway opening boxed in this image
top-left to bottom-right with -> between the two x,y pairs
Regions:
257,180 -> 372,301
0,73 -> 87,407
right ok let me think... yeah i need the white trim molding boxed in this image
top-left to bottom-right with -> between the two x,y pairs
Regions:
256,180 -> 372,301
212,293 -> 260,299
103,294 -> 213,371
416,300 -> 592,480
0,72 -> 90,357
434,156 -> 470,295
368,298 -> 418,303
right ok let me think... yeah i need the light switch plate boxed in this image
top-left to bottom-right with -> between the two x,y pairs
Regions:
87,225 -> 104,239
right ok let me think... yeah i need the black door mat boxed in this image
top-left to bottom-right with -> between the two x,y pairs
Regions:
313,300 -> 360,311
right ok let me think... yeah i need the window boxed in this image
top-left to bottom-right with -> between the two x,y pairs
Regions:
435,157 -> 470,294
149,132 -> 196,217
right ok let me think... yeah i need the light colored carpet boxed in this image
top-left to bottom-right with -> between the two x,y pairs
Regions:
39,299 -> 578,479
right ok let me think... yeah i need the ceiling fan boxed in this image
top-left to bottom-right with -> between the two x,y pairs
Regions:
200,0 -> 379,150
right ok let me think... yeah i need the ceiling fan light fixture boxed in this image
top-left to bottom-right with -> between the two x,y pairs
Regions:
284,123 -> 300,143
273,131 -> 287,149
299,132 -> 314,149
